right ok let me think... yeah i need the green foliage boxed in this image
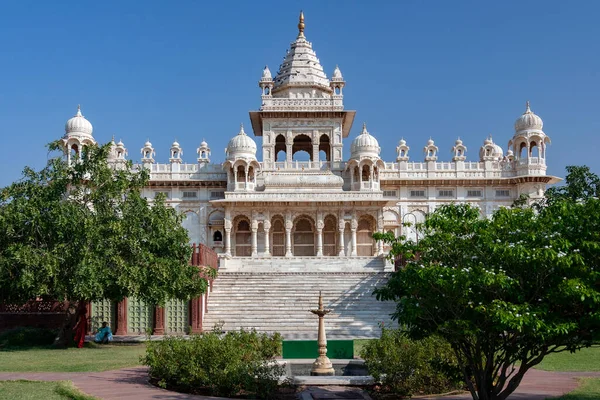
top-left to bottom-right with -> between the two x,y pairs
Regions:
374,166 -> 600,400
0,380 -> 98,400
142,328 -> 285,399
360,328 -> 462,397
0,141 -> 215,306
0,327 -> 56,348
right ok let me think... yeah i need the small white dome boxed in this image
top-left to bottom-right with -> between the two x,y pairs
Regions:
144,140 -> 152,148
399,138 -> 407,146
351,123 -> 380,159
199,140 -> 208,148
226,124 -> 257,160
117,139 -> 124,147
514,101 -> 543,132
171,140 -> 180,148
479,136 -> 504,160
65,105 -> 93,136
332,65 -> 343,79
507,149 -> 514,156
455,138 -> 463,145
262,66 -> 272,80
427,138 -> 435,146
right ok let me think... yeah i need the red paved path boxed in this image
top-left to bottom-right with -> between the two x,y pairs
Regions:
1,367 -> 599,399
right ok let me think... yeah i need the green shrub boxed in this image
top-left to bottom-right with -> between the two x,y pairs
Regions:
142,328 -> 285,399
0,327 -> 57,348
360,328 -> 463,398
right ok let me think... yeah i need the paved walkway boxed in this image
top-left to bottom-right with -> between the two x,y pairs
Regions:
0,367 -> 599,399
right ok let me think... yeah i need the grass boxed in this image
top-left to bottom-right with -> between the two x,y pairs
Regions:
0,380 -> 97,400
0,342 -> 146,372
536,347 -> 600,372
555,378 -> 600,400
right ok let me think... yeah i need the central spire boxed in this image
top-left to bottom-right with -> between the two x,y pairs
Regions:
298,11 -> 305,37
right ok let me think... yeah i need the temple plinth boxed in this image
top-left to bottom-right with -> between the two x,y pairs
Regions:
310,291 -> 335,376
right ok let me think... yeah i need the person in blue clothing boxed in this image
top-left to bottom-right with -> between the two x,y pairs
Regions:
94,322 -> 113,344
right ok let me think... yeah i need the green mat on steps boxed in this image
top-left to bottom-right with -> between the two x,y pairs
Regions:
282,340 -> 354,359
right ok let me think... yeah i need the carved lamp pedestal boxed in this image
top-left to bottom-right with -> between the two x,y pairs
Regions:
310,291 -> 335,376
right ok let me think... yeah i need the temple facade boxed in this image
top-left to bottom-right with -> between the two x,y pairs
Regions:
58,13 -> 559,336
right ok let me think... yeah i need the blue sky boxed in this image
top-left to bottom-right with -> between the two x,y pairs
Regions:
1,0 -> 599,187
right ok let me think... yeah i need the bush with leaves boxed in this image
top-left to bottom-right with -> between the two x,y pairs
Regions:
142,328 -> 284,399
0,327 -> 57,348
360,328 -> 462,398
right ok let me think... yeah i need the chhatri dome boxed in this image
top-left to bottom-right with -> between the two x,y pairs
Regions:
226,124 -> 257,161
65,105 -> 93,137
351,123 -> 381,159
514,101 -> 543,132
271,11 -> 331,93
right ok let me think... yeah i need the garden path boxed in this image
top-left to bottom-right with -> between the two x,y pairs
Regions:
1,367 -> 599,399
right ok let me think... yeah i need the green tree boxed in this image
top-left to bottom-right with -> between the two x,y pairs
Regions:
374,167 -> 600,400
0,141 -> 215,345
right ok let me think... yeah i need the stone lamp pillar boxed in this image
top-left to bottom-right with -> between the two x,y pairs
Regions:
310,291 -> 335,376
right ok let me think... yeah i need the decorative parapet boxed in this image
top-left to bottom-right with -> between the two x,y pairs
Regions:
260,97 -> 344,111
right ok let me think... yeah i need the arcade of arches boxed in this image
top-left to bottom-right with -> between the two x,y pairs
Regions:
224,212 -> 383,257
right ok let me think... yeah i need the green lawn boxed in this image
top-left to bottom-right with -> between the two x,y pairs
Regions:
0,343 -> 146,372
0,380 -> 96,400
555,378 -> 600,400
536,347 -> 600,372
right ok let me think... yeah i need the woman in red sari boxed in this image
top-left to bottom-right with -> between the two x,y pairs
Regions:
72,306 -> 88,348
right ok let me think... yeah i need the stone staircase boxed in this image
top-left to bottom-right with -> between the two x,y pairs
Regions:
203,269 -> 398,340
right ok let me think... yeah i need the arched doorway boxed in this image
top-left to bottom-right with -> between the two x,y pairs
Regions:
292,134 -> 312,161
293,217 -> 315,256
319,134 -> 331,162
357,216 -> 375,256
275,135 -> 286,162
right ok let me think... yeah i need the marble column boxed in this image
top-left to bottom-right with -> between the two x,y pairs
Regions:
251,228 -> 258,257
263,221 -> 271,256
316,228 -> 323,257
350,218 -> 358,257
338,222 -> 345,256
245,166 -> 249,191
224,228 -> 232,256
285,215 -> 293,257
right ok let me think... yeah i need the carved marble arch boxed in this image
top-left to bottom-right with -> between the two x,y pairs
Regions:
233,215 -> 251,257
275,134 -> 286,162
319,134 -> 331,162
292,214 -> 315,256
323,214 -> 337,256
270,215 -> 285,257
292,134 -> 312,161
357,215 -> 376,256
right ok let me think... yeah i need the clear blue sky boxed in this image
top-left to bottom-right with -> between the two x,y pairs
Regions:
1,0 -> 599,187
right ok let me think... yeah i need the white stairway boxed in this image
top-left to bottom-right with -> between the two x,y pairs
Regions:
203,269 -> 398,340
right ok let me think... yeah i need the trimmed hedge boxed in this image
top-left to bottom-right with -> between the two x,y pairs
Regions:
0,327 -> 57,348
142,328 -> 285,399
360,328 -> 463,397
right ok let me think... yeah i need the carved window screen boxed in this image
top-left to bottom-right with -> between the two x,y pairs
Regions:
293,218 -> 315,256
357,218 -> 375,256
271,219 -> 285,256
235,220 -> 251,257
323,216 -> 337,256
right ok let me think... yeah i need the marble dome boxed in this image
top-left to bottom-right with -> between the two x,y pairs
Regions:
514,101 -> 543,132
226,124 -> 257,160
351,123 -> 380,159
65,105 -> 93,136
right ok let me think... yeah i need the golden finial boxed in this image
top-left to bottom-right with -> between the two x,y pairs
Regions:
298,11 -> 305,37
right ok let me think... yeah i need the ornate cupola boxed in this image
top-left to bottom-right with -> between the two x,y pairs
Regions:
330,65 -> 345,96
350,123 -> 381,160
508,101 -> 550,170
396,138 -> 410,161
452,138 -> 467,161
140,140 -> 155,165
479,135 -> 503,162
224,124 -> 260,192
170,140 -> 183,164
226,124 -> 257,161
63,105 -> 95,164
197,140 -> 211,164
259,66 -> 274,97
424,138 -> 438,161
347,123 -> 384,191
